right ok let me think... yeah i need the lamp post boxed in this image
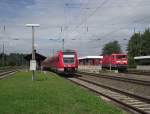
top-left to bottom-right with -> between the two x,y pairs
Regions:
25,24 -> 40,80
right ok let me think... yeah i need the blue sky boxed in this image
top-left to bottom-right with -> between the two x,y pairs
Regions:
0,0 -> 34,20
0,0 -> 150,57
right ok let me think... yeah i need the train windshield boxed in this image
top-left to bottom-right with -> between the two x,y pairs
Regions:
63,51 -> 75,64
63,58 -> 74,64
117,55 -> 127,59
63,51 -> 75,55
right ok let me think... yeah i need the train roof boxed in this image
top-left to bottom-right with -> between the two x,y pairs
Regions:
62,49 -> 75,52
78,56 -> 103,60
111,53 -> 127,55
134,55 -> 150,60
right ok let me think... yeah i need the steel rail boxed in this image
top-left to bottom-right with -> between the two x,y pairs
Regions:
67,76 -> 150,114
75,75 -> 150,103
77,72 -> 150,86
0,70 -> 17,79
127,71 -> 150,76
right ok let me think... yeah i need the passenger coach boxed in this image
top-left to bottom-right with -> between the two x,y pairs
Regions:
42,50 -> 78,74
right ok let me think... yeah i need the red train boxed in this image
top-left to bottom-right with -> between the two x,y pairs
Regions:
102,54 -> 128,71
42,50 -> 78,74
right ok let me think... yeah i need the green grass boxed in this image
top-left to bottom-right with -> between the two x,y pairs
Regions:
0,71 -> 124,114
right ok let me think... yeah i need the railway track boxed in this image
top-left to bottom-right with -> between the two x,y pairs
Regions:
0,70 -> 17,79
77,72 -> 150,86
127,71 -> 150,76
67,75 -> 150,114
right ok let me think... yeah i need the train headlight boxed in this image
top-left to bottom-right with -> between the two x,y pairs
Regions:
116,61 -> 120,63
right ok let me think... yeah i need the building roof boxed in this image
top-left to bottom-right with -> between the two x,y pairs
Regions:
134,55 -> 150,60
78,56 -> 103,60
24,53 -> 46,61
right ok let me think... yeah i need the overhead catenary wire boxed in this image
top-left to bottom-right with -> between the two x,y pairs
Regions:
60,0 -> 109,41
68,0 -> 109,35
63,0 -> 91,32
69,0 -> 150,42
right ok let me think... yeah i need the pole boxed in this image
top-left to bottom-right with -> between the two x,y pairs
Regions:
32,26 -> 35,80
109,57 -> 111,71
2,26 -> 5,66
60,26 -> 64,51
87,26 -> 88,32
53,48 -> 54,55
62,38 -> 64,51
61,26 -> 63,32
2,43 -> 4,66
32,26 -> 35,60
139,32 -> 141,55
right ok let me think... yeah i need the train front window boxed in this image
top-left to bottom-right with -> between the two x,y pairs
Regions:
63,58 -> 74,64
63,51 -> 75,64
117,55 -> 127,59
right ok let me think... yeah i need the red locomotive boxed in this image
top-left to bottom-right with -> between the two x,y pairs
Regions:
102,54 -> 128,71
42,50 -> 78,74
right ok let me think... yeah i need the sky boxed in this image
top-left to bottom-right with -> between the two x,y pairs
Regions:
0,0 -> 150,57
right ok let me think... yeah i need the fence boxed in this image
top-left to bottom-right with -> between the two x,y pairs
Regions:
78,65 -> 102,73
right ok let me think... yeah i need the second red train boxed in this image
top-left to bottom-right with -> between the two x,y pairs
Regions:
102,53 -> 128,71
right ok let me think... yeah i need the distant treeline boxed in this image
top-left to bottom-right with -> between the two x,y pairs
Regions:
0,53 -> 27,67
128,28 -> 150,67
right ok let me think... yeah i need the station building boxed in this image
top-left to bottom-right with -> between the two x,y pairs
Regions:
78,56 -> 103,73
24,51 -> 46,70
134,55 -> 150,71
78,56 -> 103,65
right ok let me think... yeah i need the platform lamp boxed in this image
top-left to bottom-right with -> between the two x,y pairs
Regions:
25,24 -> 40,80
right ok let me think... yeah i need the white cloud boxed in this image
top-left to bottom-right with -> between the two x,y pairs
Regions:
0,0 -> 150,56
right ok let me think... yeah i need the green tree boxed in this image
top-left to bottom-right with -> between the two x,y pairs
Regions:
141,28 -> 150,55
102,40 -> 122,55
127,28 -> 150,67
0,53 -> 27,67
127,33 -> 141,67
127,33 -> 141,57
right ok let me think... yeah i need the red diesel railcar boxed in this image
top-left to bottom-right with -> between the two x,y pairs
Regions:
102,54 -> 128,71
42,50 -> 78,74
